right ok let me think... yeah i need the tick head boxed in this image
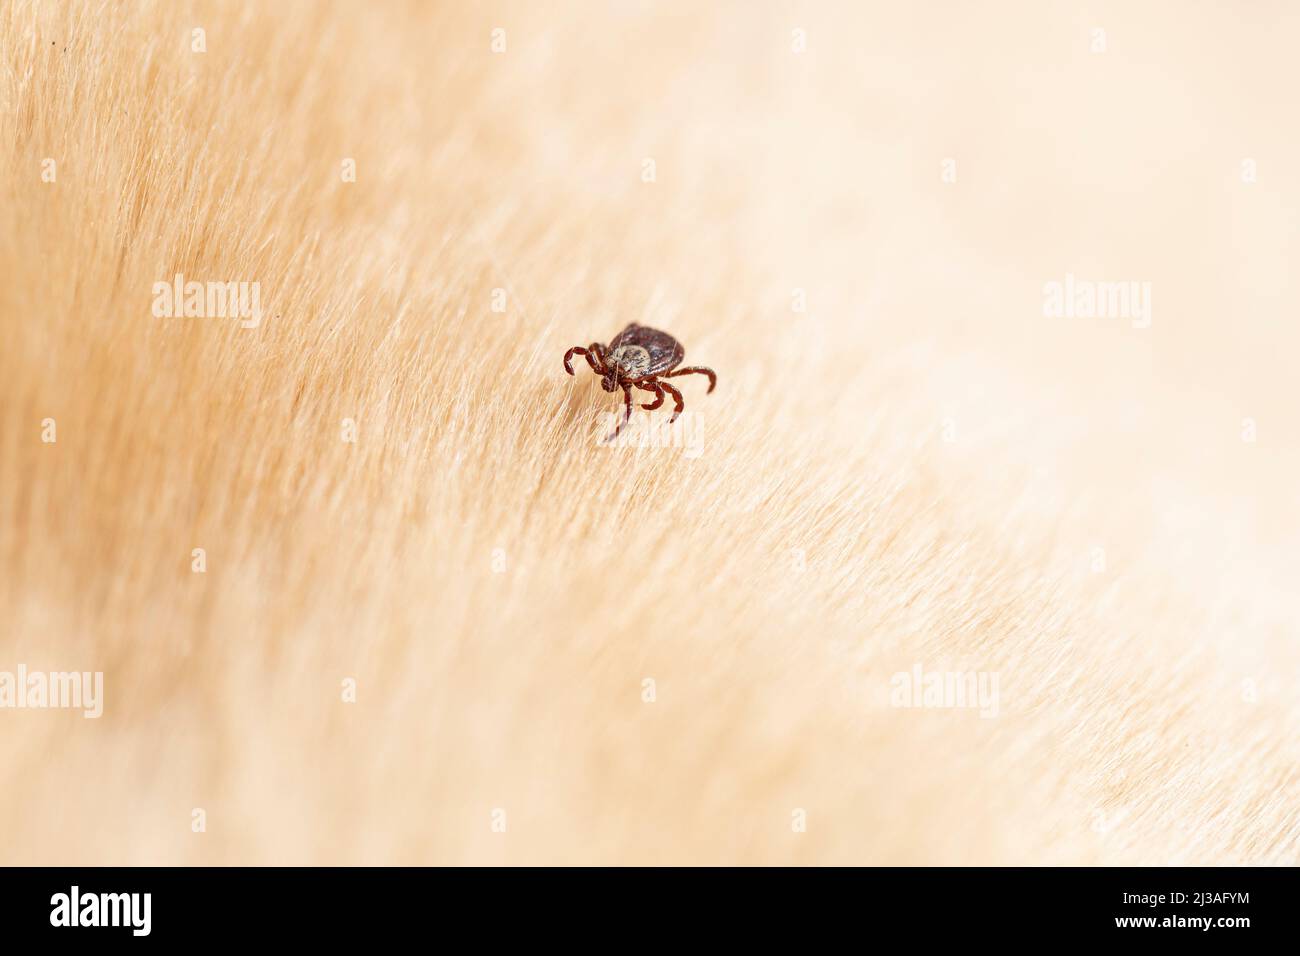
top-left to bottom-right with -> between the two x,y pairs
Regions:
601,369 -> 617,392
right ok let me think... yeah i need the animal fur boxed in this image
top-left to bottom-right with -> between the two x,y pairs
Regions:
1,0 -> 1297,864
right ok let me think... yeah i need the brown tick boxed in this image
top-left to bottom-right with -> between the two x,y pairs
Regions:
564,323 -> 717,442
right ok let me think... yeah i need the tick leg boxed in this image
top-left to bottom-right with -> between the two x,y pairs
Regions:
563,346 -> 588,376
636,380 -> 664,410
567,343 -> 608,375
658,380 -> 685,423
603,383 -> 634,442
663,365 -> 717,393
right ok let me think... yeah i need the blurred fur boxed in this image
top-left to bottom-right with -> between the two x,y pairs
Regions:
1,0 -> 1297,864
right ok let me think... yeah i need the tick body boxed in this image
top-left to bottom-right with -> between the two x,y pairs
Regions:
563,323 -> 717,442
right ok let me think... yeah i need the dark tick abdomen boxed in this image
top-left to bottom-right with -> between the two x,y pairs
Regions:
607,323 -> 684,378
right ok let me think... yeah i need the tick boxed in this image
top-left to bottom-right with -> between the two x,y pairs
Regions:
563,323 -> 717,442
